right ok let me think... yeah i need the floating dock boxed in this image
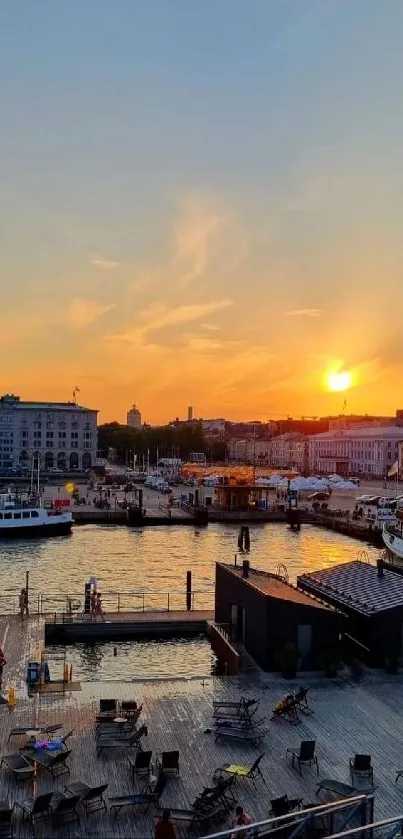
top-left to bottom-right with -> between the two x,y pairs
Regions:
45,609 -> 214,644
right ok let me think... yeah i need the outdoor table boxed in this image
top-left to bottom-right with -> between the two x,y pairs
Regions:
316,779 -> 374,798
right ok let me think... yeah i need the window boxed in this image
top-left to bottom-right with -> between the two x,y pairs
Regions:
22,511 -> 30,519
71,421 -> 78,429
46,431 -> 53,439
71,432 -> 78,439
46,421 -> 53,429
0,513 -> 2,519
31,510 -> 39,518
58,432 -> 66,439
4,513 -> 12,520
13,512 -> 21,519
34,421 -> 42,429
59,421 -> 66,429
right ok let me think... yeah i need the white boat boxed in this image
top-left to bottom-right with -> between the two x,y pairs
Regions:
0,494 -> 72,539
382,523 -> 403,560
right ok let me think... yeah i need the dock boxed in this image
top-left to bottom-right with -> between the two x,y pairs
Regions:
1,614 -> 403,836
45,609 -> 214,644
304,512 -> 384,546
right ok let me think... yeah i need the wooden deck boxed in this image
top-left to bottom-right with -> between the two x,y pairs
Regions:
1,616 -> 403,836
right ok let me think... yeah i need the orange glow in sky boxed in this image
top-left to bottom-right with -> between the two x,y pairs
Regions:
2,2 -> 403,424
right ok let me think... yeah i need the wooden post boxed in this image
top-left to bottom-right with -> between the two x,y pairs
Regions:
186,571 -> 192,611
25,570 -> 29,617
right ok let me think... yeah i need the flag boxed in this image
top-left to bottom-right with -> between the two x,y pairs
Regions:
388,460 -> 399,477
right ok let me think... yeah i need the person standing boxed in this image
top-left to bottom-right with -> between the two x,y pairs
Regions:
0,646 -> 6,688
231,805 -> 252,839
155,810 -> 176,839
94,592 -> 105,622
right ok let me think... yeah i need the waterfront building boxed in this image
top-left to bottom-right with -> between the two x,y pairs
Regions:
127,403 -> 142,428
228,438 -> 272,464
308,425 -> 403,477
0,393 -> 97,471
187,405 -> 193,421
298,559 -> 403,666
215,560 -> 341,671
268,432 -> 308,471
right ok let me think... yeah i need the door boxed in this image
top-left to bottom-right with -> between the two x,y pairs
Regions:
230,605 -> 246,643
297,624 -> 312,659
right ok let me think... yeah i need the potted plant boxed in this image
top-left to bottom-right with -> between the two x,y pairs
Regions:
277,642 -> 300,679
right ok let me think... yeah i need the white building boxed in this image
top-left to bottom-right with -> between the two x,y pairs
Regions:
0,394 -> 98,471
127,403 -> 142,428
308,426 -> 403,477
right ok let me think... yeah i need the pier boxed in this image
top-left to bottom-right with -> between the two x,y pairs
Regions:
1,612 -> 403,837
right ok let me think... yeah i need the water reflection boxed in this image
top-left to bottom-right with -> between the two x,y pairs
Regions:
0,523 -> 380,611
48,637 -> 216,681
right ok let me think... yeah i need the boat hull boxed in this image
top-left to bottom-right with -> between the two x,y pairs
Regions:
382,524 -> 403,559
0,521 -> 72,539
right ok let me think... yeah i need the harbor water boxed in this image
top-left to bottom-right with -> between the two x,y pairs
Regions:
0,522 -> 381,613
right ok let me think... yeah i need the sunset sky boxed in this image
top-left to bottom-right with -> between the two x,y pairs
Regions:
2,1 -> 403,424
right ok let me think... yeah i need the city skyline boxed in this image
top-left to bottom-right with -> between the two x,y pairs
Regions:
2,1 -> 403,424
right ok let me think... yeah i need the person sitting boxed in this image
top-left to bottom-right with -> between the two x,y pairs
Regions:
231,805 -> 252,839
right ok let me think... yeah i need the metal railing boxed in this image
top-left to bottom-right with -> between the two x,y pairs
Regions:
203,793 -> 374,839
0,587 -> 214,616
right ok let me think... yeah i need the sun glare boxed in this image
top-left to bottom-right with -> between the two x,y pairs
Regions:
327,371 -> 352,392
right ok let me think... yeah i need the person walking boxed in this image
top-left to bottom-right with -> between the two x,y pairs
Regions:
155,809 -> 176,839
19,588 -> 28,620
94,592 -> 105,622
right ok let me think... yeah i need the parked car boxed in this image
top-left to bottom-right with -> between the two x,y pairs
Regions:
308,491 -> 331,501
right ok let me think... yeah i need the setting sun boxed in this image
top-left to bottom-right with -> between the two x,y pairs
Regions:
327,371 -> 352,392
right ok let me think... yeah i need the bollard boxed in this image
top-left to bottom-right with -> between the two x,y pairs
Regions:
7,686 -> 16,708
186,571 -> 192,611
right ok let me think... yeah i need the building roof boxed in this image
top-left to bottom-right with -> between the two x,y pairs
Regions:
309,426 -> 403,441
218,563 -> 331,611
0,396 -> 97,413
298,560 -> 403,616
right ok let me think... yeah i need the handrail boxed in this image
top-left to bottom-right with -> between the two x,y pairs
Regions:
0,586 -> 213,615
203,794 -> 374,839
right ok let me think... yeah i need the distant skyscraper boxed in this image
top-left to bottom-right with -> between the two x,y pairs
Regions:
127,403 -> 142,428
187,406 -> 193,421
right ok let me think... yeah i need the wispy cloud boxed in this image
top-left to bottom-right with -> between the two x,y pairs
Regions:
67,298 -> 116,329
104,299 -> 233,345
283,308 -> 322,317
174,202 -> 220,286
201,323 -> 220,331
91,255 -> 120,269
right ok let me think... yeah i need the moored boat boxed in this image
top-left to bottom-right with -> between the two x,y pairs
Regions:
383,522 -> 403,560
0,494 -> 72,539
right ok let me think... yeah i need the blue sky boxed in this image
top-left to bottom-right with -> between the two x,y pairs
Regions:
1,0 -> 403,421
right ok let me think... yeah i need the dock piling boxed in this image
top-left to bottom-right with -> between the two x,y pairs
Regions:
186,571 -> 192,611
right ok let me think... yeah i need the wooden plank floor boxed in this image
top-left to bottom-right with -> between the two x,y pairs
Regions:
1,617 -> 403,836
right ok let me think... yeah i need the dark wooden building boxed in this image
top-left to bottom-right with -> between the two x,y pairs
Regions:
215,561 -> 341,672
298,559 -> 403,666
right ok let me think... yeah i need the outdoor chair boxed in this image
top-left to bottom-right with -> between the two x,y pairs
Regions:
7,723 -> 62,743
213,696 -> 252,712
15,792 -> 53,828
270,795 -> 303,818
95,720 -> 137,739
121,700 -> 138,718
96,724 -> 148,755
64,782 -> 108,815
193,777 -> 236,815
214,723 -> 266,747
213,699 -> 259,721
128,750 -> 153,780
156,750 -> 180,777
60,729 -> 75,750
109,771 -> 166,816
286,741 -> 319,776
293,687 -> 313,715
272,694 -> 300,724
1,753 -> 35,780
96,699 -> 117,722
212,753 -> 265,787
349,754 -> 373,786
27,748 -> 72,778
51,793 -> 80,824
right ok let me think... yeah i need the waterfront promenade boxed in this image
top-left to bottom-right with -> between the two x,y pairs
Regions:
1,615 -> 403,836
